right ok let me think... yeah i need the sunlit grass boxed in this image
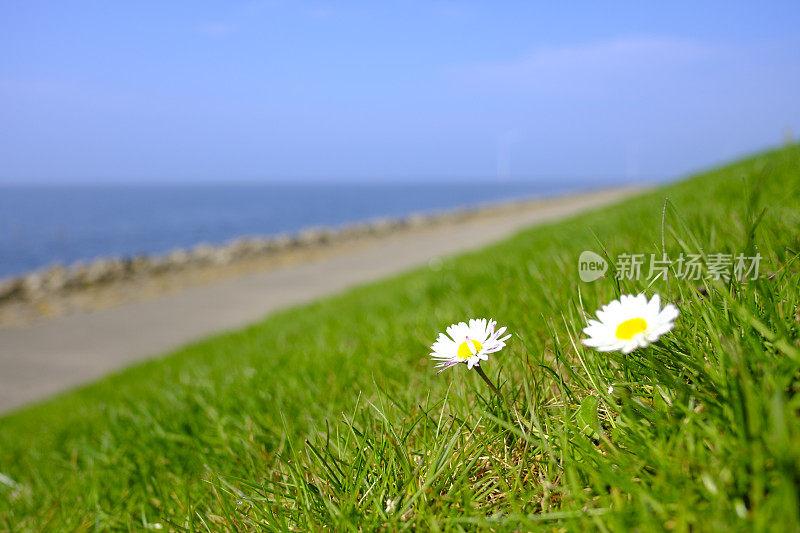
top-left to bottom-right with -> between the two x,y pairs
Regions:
1,146 -> 799,530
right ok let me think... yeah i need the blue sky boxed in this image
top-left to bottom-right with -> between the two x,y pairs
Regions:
1,1 -> 799,184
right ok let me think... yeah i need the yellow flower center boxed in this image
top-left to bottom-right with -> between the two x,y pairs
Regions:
615,318 -> 648,340
457,339 -> 483,359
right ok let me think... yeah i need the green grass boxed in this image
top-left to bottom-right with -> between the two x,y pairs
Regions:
2,146 -> 800,531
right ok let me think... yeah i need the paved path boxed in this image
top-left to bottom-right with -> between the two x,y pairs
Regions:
0,187 -> 642,414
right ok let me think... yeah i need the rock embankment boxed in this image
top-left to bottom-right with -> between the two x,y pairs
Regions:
0,205 -> 495,307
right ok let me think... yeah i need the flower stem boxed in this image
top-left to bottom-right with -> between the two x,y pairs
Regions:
474,365 -> 516,420
474,365 -> 503,399
474,366 -> 536,436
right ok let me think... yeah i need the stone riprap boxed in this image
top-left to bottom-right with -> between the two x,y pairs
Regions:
0,202 -> 499,308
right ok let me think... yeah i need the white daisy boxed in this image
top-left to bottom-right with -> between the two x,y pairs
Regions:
430,318 -> 511,372
582,293 -> 678,354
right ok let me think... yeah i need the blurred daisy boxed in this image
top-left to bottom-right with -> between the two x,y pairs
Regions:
430,318 -> 511,372
583,294 -> 678,354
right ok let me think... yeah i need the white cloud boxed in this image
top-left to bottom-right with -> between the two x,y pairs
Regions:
308,6 -> 333,19
447,36 -> 718,92
195,1 -> 279,36
197,22 -> 237,36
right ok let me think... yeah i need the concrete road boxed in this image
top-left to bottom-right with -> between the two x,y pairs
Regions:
0,187 -> 642,414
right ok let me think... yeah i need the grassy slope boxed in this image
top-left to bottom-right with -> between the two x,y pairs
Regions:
1,146 -> 800,531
